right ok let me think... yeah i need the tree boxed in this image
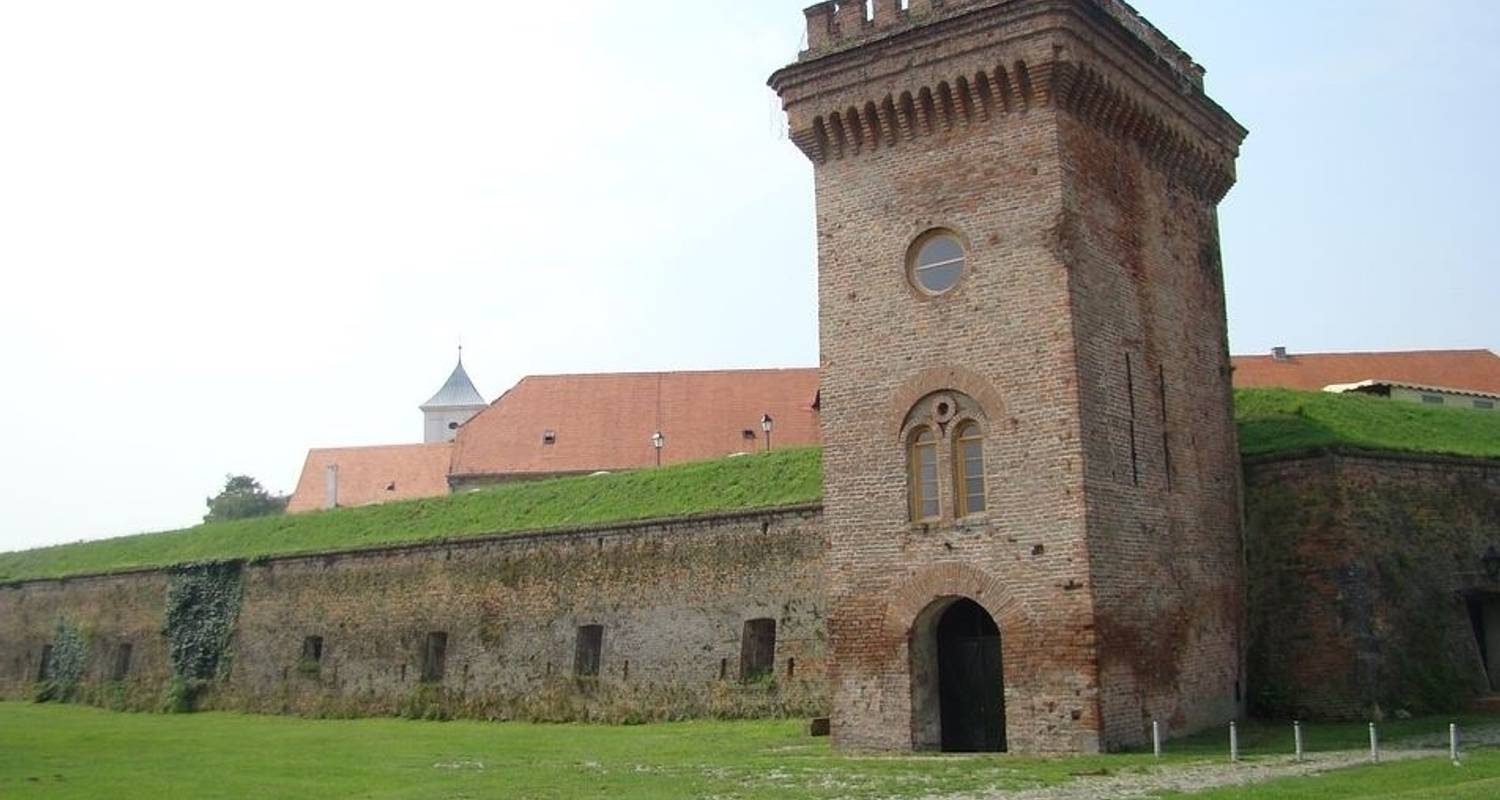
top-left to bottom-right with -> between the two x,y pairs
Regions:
203,475 -> 287,523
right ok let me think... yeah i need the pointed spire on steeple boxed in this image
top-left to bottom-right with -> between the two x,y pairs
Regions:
421,351 -> 486,411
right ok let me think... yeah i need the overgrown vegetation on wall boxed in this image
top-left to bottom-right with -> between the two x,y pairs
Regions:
233,675 -> 828,726
33,619 -> 86,703
0,448 -> 823,582
1236,388 -> 1500,459
162,562 -> 244,711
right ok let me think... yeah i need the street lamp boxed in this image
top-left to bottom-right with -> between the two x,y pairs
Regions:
761,414 -> 774,453
652,431 -> 664,467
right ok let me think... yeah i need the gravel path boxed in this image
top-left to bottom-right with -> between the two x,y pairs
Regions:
923,726 -> 1500,800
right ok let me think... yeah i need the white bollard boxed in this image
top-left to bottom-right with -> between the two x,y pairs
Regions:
1451,723 -> 1460,765
1152,720 -> 1162,760
1294,720 -> 1304,762
1369,722 -> 1379,763
1229,721 -> 1240,763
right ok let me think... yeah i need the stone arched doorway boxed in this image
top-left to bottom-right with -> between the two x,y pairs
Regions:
910,597 -> 1006,752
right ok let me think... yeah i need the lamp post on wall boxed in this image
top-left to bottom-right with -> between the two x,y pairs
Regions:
761,414 -> 774,453
1483,546 -> 1500,582
652,431 -> 664,467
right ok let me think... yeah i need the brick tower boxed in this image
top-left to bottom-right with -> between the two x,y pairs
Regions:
770,0 -> 1247,753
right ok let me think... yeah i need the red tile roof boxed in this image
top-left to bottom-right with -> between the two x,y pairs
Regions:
450,369 -> 821,480
1231,349 -> 1500,395
287,443 -> 453,513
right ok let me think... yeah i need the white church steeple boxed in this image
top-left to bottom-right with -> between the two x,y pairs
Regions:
420,348 -> 488,443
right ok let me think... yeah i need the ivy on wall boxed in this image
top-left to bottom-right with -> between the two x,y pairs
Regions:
162,561 -> 244,711
34,619 -> 87,703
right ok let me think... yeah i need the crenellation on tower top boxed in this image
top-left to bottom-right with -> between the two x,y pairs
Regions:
774,0 -> 1244,203
798,0 -> 1204,93
800,0 -> 983,59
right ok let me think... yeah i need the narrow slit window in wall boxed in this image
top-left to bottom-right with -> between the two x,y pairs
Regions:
1125,354 -> 1140,486
37,645 -> 54,682
575,625 -> 603,678
421,632 -> 447,683
740,619 -> 777,682
111,643 -> 133,681
302,636 -> 324,668
1159,365 -> 1173,490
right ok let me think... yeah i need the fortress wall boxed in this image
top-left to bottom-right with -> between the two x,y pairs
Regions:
0,507 -> 830,721
0,570 -> 172,708
1244,450 -> 1500,719
7,450 -> 1499,727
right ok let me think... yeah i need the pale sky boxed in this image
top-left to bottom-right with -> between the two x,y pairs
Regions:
1,1 -> 1495,551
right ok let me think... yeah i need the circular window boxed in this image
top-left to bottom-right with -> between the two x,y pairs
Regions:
909,231 -> 966,295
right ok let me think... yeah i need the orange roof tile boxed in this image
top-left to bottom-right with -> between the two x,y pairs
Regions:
1231,349 -> 1500,395
287,443 -> 453,514
450,369 -> 821,479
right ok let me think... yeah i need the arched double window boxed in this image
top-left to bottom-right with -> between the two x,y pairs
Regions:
904,391 -> 989,523
954,421 -> 986,517
909,428 -> 940,522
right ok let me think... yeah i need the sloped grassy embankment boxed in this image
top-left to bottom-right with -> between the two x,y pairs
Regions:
0,448 -> 822,583
1234,387 -> 1500,458
4,388 -> 1499,583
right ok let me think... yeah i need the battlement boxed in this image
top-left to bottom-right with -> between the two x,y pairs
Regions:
800,0 -> 1204,91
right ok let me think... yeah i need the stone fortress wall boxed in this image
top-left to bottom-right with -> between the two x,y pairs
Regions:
0,507 -> 830,722
1244,450 -> 1500,721
3,452 -> 1499,744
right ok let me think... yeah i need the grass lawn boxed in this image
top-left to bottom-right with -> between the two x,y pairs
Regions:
0,448 -> 822,583
4,703 -> 1500,800
0,703 -> 1143,800
1234,388 -> 1500,459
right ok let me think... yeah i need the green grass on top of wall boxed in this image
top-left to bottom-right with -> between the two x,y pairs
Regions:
4,389 -> 1498,584
1235,388 -> 1500,459
0,448 -> 823,583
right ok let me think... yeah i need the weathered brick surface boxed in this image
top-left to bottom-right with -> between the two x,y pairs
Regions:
770,0 -> 1245,752
1060,105 -> 1245,749
1245,451 -> 1500,719
0,509 -> 830,720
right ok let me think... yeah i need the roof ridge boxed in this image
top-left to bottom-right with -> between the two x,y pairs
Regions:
518,366 -> 819,381
1233,348 -> 1496,358
306,442 -> 453,455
